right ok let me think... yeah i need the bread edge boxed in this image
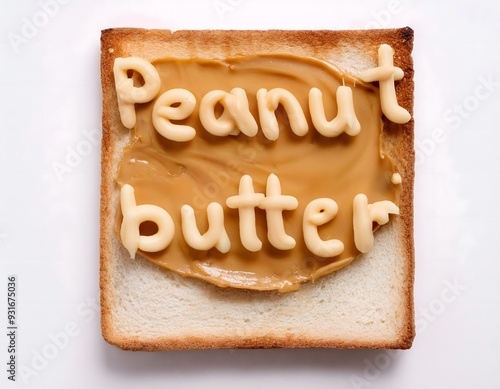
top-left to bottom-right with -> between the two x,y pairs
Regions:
99,27 -> 415,351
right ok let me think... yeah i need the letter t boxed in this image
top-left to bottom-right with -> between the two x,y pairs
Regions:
258,174 -> 298,250
226,175 -> 265,251
360,44 -> 411,124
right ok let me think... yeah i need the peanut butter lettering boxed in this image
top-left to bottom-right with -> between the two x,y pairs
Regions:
257,88 -> 308,140
258,174 -> 298,250
112,51 -> 405,290
152,88 -> 197,142
303,198 -> 344,258
226,175 -> 265,252
309,86 -> 361,137
120,184 -> 175,259
181,203 -> 231,253
200,88 -> 258,137
114,57 -> 161,129
360,44 -> 411,124
352,193 -> 399,253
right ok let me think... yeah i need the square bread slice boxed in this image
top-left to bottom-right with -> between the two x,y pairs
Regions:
100,27 -> 415,350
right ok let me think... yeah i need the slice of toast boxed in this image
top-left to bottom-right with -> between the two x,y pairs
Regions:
100,28 -> 415,350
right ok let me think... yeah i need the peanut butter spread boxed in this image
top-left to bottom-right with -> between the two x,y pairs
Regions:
114,53 -> 403,292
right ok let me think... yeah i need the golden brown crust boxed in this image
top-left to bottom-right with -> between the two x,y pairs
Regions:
100,27 -> 415,350
381,27 -> 415,349
104,334 -> 411,351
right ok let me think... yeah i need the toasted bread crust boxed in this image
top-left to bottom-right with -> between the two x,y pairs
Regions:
100,28 -> 415,350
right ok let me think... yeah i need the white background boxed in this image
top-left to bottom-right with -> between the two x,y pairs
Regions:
1,0 -> 499,388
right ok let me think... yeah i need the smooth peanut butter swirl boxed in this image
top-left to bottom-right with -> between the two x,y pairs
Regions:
115,54 -> 401,292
